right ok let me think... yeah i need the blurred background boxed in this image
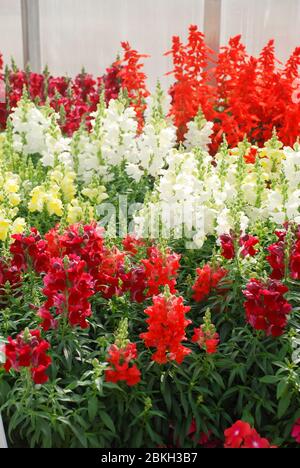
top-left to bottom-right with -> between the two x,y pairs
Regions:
1,0 -> 300,89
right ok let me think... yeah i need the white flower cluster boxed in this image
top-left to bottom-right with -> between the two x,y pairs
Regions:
11,95 -> 73,170
184,110 -> 214,152
265,146 -> 300,224
125,89 -> 177,182
10,89 -> 215,189
11,100 -> 51,155
134,141 -> 300,246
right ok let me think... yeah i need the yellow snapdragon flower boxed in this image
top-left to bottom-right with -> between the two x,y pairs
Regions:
8,193 -> 21,207
12,217 -> 26,234
67,199 -> 84,224
28,186 -> 46,212
46,190 -> 63,217
81,185 -> 108,204
0,217 -> 10,241
4,175 -> 20,194
61,173 -> 76,202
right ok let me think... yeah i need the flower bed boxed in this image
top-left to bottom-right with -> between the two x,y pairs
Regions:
0,26 -> 300,449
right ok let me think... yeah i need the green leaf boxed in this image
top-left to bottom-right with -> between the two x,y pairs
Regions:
277,393 -> 292,419
88,396 -> 98,422
259,375 -> 279,384
100,412 -> 115,433
277,380 -> 288,400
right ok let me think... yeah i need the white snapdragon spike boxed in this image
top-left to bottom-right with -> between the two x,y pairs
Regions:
283,147 -> 300,190
11,100 -> 52,155
124,83 -> 177,182
101,100 -> 138,167
184,109 -> 214,152
134,148 -> 218,242
41,134 -> 72,168
76,133 -> 104,184
126,123 -> 177,182
75,98 -> 139,183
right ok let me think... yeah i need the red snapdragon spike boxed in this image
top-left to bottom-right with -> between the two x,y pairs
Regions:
224,421 -> 276,449
3,329 -> 51,385
121,266 -> 147,303
102,63 -> 122,105
10,228 -> 50,274
105,342 -> 141,386
140,294 -> 191,365
240,234 -> 259,257
267,225 -> 300,280
0,259 -> 22,296
122,245 -> 180,303
122,234 -> 146,257
291,418 -> 300,443
220,234 -> 235,259
192,326 -> 219,355
220,233 -> 259,259
243,278 -> 292,337
291,238 -> 300,280
39,255 -> 94,330
192,264 -> 228,302
142,246 -> 181,297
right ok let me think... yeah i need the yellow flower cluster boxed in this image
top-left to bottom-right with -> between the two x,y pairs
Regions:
0,170 -> 26,241
28,165 -> 77,217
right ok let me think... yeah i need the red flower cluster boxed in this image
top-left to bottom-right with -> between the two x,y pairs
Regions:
267,225 -> 300,280
0,259 -> 21,296
0,58 -> 123,133
3,329 -> 51,384
165,25 -> 214,141
220,233 -> 259,259
105,342 -> 141,386
10,228 -> 50,273
192,263 -> 227,302
192,309 -> 219,354
243,278 -> 292,337
224,420 -> 276,448
117,42 -> 150,132
121,245 -> 181,303
39,255 -> 94,330
192,327 -> 219,354
9,223 -> 181,308
192,327 -> 219,355
140,293 -> 191,364
167,26 -> 300,152
291,418 -> 300,443
142,246 -> 180,297
122,234 -> 146,257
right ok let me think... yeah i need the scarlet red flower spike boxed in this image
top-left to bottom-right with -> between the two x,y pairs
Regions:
267,224 -> 300,280
192,309 -> 219,355
105,342 -> 141,386
140,292 -> 191,364
192,263 -> 228,303
243,278 -> 292,337
39,255 -> 94,330
3,329 -> 51,385
118,42 -> 150,132
219,233 -> 259,260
